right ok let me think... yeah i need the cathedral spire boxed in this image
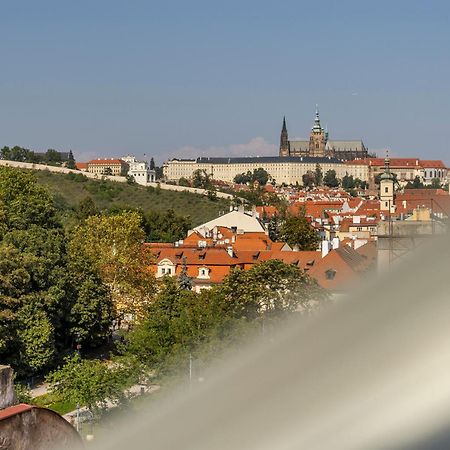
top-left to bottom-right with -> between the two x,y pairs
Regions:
279,116 -> 289,157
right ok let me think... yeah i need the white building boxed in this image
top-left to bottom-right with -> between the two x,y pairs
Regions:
163,156 -> 369,186
122,155 -> 156,185
191,208 -> 266,237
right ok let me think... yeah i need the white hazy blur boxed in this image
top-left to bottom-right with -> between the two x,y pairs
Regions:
85,234 -> 450,450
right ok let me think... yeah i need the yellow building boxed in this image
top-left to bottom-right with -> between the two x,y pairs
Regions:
87,158 -> 129,176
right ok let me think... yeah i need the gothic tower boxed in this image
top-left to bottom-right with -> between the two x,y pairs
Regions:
309,106 -> 327,157
279,116 -> 289,157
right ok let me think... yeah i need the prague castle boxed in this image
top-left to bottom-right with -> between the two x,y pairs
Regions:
280,108 -> 368,161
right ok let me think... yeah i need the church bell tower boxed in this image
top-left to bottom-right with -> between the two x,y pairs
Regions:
380,154 -> 396,213
309,106 -> 327,157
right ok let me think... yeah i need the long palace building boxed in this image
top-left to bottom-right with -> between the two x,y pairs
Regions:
280,108 -> 368,160
163,156 -> 369,185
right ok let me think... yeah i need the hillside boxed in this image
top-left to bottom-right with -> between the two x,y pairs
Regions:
33,170 -> 230,227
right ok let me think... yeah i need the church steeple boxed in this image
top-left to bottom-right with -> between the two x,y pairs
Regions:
312,105 -> 323,132
380,150 -> 395,213
279,116 -> 289,157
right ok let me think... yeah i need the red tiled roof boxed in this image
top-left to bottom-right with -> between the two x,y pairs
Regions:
308,247 -> 368,291
345,158 -> 447,169
75,162 -> 88,169
395,194 -> 450,216
420,160 -> 447,168
87,159 -> 126,165
0,404 -> 33,421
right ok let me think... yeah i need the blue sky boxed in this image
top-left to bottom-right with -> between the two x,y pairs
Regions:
0,0 -> 449,164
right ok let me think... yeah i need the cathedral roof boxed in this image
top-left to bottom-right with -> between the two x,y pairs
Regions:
327,140 -> 366,151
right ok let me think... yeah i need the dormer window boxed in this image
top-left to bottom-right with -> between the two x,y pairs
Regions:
198,267 -> 210,279
325,269 -> 337,280
157,258 -> 176,278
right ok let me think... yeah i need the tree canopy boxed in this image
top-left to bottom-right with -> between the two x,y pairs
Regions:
323,169 -> 340,188
122,260 -> 328,377
279,208 -> 320,250
70,211 -> 156,320
234,168 -> 270,186
0,167 -> 113,377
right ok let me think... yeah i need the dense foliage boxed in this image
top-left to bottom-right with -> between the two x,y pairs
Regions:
279,208 -> 321,250
33,169 -> 227,228
0,146 -> 73,167
0,167 -> 113,377
233,167 -> 270,186
46,354 -> 134,417
122,260 -> 328,377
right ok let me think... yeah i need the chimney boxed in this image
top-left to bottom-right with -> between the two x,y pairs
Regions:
0,365 -> 17,409
332,237 -> 340,249
321,240 -> 331,258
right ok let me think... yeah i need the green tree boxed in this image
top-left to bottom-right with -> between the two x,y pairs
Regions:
430,178 -> 441,189
342,173 -> 355,190
267,213 -> 282,242
323,169 -> 340,188
216,260 -> 327,320
405,175 -> 424,189
252,168 -> 270,186
0,146 -> 35,163
0,167 -> 114,376
143,209 -> 191,243
234,168 -> 270,186
207,189 -> 218,201
47,354 -> 133,417
66,150 -> 76,169
233,171 -> 252,184
123,261 -> 328,377
126,174 -> 136,185
103,167 -> 113,176
16,304 -> 56,374
70,212 -> 155,320
279,208 -> 320,250
178,177 -> 191,187
314,164 -> 323,186
178,258 -> 193,291
302,171 -> 315,189
45,149 -> 62,164
192,169 -> 212,189
76,196 -> 98,221
66,252 -> 114,346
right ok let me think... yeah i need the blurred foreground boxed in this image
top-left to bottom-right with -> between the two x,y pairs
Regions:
80,235 -> 450,450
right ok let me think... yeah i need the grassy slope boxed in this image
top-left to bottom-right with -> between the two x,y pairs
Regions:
33,170 -> 229,227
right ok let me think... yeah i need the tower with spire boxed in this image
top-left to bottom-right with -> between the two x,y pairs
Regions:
379,151 -> 396,213
309,106 -> 327,157
279,116 -> 289,156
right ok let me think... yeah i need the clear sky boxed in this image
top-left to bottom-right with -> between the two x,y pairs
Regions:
1,0 -> 449,164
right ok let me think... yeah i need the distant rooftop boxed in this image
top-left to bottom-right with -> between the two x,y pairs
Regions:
170,156 -> 344,164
